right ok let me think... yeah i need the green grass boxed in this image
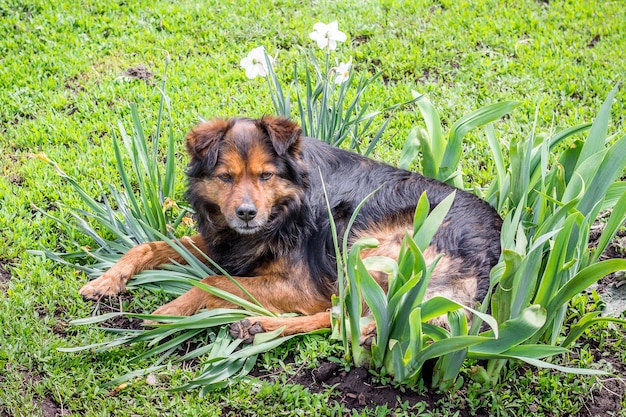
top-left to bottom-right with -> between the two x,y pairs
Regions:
1,0 -> 625,415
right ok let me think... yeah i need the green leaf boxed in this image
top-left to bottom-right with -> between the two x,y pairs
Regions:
414,93 -> 445,168
533,213 -> 583,308
416,128 -> 438,178
574,84 -> 618,171
131,329 -> 204,363
69,312 -> 125,325
546,259 -> 626,315
189,279 -> 273,317
399,127 -> 420,171
470,305 -> 546,354
562,315 -> 626,348
403,308 -> 423,365
512,357 -> 607,376
484,123 -> 506,211
146,309 -> 252,330
102,365 -> 167,388
410,192 -> 430,238
440,101 -> 520,184
433,311 -> 470,391
591,190 -> 626,263
421,297 -> 499,338
600,182 -> 626,212
362,256 -> 398,278
253,326 -> 286,345
407,336 -> 488,378
413,190 -> 455,250
468,344 -> 569,360
578,134 -> 626,218
351,243 -> 389,367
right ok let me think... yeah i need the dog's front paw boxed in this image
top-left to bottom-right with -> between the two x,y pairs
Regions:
79,273 -> 127,300
230,319 -> 266,343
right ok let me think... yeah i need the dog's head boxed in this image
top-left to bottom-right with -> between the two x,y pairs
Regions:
185,116 -> 306,235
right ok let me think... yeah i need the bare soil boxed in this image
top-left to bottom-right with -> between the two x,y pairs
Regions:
0,260 -> 11,294
122,65 -> 154,85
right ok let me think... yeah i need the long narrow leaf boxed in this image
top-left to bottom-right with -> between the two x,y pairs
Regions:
574,84 -> 618,170
591,191 -> 626,263
440,101 -> 520,184
546,259 -> 626,315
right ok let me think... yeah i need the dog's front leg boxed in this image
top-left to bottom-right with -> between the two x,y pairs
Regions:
151,274 -> 333,339
79,234 -> 207,299
151,274 -> 331,319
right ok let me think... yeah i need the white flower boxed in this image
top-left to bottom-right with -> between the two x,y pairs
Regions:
333,57 -> 352,84
240,46 -> 273,79
309,21 -> 347,51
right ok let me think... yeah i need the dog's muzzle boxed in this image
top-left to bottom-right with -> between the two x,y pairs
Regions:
236,202 -> 258,222
228,202 -> 266,234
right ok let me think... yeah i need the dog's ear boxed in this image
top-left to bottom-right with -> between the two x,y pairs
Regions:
257,116 -> 302,156
185,119 -> 230,167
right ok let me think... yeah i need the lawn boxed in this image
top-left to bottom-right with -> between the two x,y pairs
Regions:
1,0 -> 625,416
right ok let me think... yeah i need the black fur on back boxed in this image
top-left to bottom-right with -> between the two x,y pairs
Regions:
298,137 -> 502,299
186,122 -> 502,301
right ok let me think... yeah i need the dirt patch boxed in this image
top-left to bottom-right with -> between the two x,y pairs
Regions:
89,293 -> 144,330
32,303 -> 77,338
122,65 -> 154,85
352,34 -> 372,46
34,395 -> 70,417
0,262 -> 11,281
584,376 -> 626,416
0,261 -> 12,294
249,352 -> 625,416
8,173 -> 25,186
275,361 -> 448,413
573,337 -> 626,416
587,34 -> 601,49
3,365 -> 72,417
590,212 -> 626,264
64,74 -> 87,94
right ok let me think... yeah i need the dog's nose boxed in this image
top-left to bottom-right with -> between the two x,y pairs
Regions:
236,203 -> 258,221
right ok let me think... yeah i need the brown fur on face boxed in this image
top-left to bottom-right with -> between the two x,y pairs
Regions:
185,117 -> 306,235
201,138 -> 282,234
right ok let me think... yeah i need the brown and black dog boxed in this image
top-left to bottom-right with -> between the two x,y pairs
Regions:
79,116 -> 502,340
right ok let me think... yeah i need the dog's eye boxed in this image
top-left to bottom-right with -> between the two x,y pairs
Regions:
217,173 -> 233,183
260,172 -> 274,181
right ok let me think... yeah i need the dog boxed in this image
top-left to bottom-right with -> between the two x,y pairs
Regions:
79,116 -> 502,341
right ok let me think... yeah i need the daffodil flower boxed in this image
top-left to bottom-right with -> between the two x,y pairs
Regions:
333,58 -> 352,84
309,21 -> 347,51
240,46 -> 273,79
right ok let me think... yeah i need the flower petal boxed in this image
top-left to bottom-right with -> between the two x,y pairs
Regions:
312,22 -> 328,33
309,31 -> 323,42
332,30 -> 347,42
245,65 -> 257,79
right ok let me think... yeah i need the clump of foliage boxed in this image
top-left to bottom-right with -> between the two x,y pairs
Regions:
243,22 -> 420,155
335,85 -> 626,390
